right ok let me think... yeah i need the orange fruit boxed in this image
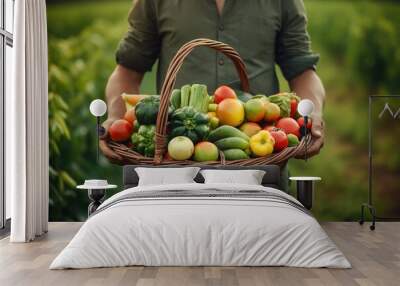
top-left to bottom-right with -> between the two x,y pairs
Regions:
216,99 -> 245,127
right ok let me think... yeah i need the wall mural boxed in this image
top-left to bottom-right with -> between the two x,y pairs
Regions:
46,0 -> 400,221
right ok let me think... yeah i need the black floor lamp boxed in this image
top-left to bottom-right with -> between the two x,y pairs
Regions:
89,99 -> 107,162
297,99 -> 315,161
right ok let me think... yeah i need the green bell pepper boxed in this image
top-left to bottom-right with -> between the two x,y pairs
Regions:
131,125 -> 156,157
169,106 -> 209,144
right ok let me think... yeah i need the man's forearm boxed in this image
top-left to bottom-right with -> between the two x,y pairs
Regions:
105,65 -> 143,122
289,69 -> 325,118
290,69 -> 325,156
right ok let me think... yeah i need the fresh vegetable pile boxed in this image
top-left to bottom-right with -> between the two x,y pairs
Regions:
109,84 -> 311,161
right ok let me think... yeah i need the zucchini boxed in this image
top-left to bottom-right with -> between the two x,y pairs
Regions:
223,149 -> 250,160
215,137 -> 249,150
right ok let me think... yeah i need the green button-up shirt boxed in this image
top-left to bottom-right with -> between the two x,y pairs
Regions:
116,0 -> 319,95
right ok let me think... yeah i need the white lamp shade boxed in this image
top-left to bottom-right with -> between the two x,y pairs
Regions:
297,99 -> 315,117
89,99 -> 107,117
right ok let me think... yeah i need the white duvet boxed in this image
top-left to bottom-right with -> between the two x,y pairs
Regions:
50,183 -> 350,269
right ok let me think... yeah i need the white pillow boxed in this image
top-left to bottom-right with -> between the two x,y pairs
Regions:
200,169 -> 266,185
135,167 -> 200,186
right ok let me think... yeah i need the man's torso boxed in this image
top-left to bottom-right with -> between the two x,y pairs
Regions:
152,0 -> 282,94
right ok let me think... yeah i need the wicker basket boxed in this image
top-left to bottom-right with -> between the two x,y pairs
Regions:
106,38 -> 312,166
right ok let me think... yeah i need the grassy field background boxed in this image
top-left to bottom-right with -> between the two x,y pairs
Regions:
47,0 -> 400,221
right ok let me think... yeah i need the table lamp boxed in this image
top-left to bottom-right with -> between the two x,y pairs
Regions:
297,99 -> 314,161
89,99 -> 107,162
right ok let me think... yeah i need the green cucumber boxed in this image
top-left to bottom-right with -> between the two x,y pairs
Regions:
208,125 -> 249,142
223,149 -> 250,160
244,147 -> 252,156
215,137 -> 249,150
170,89 -> 181,109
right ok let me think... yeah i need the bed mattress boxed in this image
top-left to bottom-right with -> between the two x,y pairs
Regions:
50,183 -> 350,269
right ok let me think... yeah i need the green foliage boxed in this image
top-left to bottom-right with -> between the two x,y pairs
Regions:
47,1 -> 132,38
347,17 -> 400,93
48,0 -> 400,221
49,87 -> 78,220
306,0 -> 400,94
48,19 -> 129,221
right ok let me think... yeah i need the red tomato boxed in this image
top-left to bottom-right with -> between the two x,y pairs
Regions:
276,117 -> 301,138
269,129 -> 289,152
214,85 -> 237,104
290,99 -> 298,118
109,119 -> 133,142
297,117 -> 312,129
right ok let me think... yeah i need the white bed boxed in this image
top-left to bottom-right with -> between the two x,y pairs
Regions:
50,182 -> 350,269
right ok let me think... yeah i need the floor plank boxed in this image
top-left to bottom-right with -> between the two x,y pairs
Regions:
0,222 -> 399,286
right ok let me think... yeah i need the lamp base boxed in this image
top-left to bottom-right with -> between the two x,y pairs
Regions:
88,189 -> 106,216
296,180 -> 314,210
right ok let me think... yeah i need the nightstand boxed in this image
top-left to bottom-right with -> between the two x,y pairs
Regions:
289,177 -> 321,210
77,180 -> 117,216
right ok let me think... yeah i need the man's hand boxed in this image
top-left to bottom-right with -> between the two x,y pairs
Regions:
289,69 -> 326,159
99,118 -> 123,163
100,65 -> 143,162
301,115 -> 324,158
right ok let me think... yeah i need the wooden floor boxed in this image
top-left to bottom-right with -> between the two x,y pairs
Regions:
0,222 -> 399,286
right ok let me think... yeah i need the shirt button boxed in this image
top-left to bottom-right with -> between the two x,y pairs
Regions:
219,58 -> 224,65
219,24 -> 224,31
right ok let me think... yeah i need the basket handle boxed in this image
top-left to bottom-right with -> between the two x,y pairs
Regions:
154,38 -> 250,164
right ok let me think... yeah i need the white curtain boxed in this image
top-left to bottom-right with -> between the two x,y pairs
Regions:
8,0 -> 49,242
